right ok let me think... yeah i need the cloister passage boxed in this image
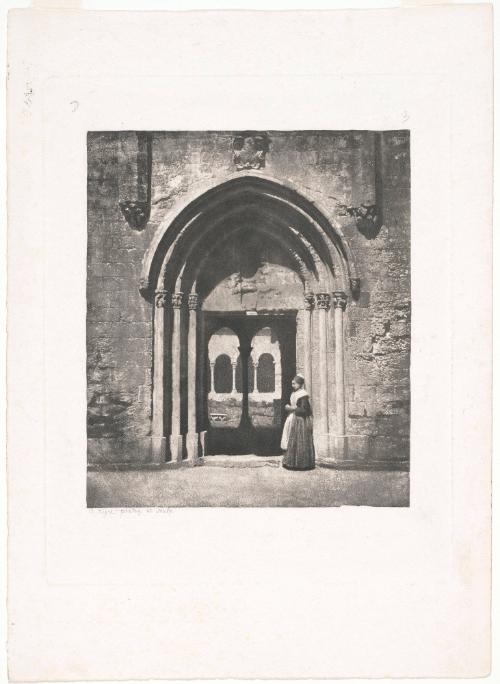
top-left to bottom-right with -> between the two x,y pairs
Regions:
204,313 -> 296,455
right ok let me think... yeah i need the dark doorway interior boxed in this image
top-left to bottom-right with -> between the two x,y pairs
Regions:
204,312 -> 297,455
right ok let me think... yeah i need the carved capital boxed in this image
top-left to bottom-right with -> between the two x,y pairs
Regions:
119,200 -> 150,231
333,291 -> 348,311
316,293 -> 331,311
139,277 -> 150,296
155,290 -> 168,308
171,292 -> 183,309
188,293 -> 199,311
304,292 -> 315,311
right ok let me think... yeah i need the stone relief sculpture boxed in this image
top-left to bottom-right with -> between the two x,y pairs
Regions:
232,131 -> 270,170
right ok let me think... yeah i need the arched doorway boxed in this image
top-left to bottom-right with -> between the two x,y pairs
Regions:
140,173 -> 357,464
204,313 -> 295,455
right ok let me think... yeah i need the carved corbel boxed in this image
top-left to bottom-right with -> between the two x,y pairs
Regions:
349,277 -> 361,299
337,203 -> 380,238
337,132 -> 384,239
119,132 -> 152,231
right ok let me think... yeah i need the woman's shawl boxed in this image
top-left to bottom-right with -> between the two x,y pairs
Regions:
290,387 -> 308,406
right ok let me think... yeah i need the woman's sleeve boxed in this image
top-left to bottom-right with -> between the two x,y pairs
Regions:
295,397 -> 312,417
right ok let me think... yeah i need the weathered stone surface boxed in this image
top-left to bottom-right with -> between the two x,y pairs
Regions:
87,130 -> 410,465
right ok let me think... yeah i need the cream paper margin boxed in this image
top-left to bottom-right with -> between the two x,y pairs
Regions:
7,6 -> 492,680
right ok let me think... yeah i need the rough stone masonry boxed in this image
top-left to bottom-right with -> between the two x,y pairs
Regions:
87,130 -> 410,467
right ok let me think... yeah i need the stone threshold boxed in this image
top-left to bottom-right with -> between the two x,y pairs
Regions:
317,459 -> 410,472
203,454 -> 281,468
88,455 -> 409,472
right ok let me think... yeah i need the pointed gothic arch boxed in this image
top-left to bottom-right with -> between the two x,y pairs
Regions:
145,173 -> 354,464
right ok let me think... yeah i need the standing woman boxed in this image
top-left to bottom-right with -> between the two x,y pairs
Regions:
281,374 -> 315,471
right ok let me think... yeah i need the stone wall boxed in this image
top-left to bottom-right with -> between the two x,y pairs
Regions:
343,133 -> 411,463
87,130 -> 410,465
87,133 -> 154,464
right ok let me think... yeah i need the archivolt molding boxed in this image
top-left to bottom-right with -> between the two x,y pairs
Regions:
141,172 -> 358,300
172,204 -> 320,294
184,222 -> 315,296
288,225 -> 331,292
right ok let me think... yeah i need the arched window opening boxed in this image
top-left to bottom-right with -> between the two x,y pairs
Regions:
257,353 -> 276,393
214,354 -> 232,393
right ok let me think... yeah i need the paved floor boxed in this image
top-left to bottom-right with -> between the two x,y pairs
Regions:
87,457 -> 409,507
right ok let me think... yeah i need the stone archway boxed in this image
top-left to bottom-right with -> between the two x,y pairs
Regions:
140,173 -> 355,464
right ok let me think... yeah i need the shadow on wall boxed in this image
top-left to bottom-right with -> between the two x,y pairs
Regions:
87,392 -> 132,438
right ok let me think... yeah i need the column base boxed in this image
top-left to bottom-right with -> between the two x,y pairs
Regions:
314,433 -> 331,460
344,434 -> 371,461
315,434 -> 372,464
186,432 -> 201,464
151,436 -> 167,464
169,433 -> 183,463
329,434 -> 348,461
199,430 -> 207,458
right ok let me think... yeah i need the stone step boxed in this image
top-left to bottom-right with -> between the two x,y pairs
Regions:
202,454 -> 281,468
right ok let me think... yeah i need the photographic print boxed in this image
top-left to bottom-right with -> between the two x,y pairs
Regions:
9,5 -> 492,678
86,130 -> 410,507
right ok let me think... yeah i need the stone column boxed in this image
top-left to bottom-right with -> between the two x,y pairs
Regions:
186,293 -> 199,462
231,360 -> 237,394
275,356 -> 282,395
197,313 -> 208,457
303,292 -> 315,394
316,293 -> 331,454
209,361 -> 215,394
152,290 -> 168,463
238,340 -> 253,431
252,358 -> 258,394
333,291 -> 348,438
170,291 -> 183,462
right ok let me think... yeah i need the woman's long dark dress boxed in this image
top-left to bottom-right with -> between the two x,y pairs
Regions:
282,395 -> 315,471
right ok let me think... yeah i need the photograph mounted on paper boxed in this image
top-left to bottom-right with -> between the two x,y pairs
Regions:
86,130 -> 410,507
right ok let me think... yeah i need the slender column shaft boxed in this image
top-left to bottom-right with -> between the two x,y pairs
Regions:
231,361 -> 237,394
316,293 -> 331,436
275,357 -> 282,394
333,292 -> 347,436
170,292 -> 183,461
303,292 -> 315,394
152,290 -> 168,463
252,359 -> 257,393
210,362 -> 215,393
238,342 -> 252,429
186,293 -> 198,461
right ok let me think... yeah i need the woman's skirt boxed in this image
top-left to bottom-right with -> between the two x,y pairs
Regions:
282,415 -> 315,470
